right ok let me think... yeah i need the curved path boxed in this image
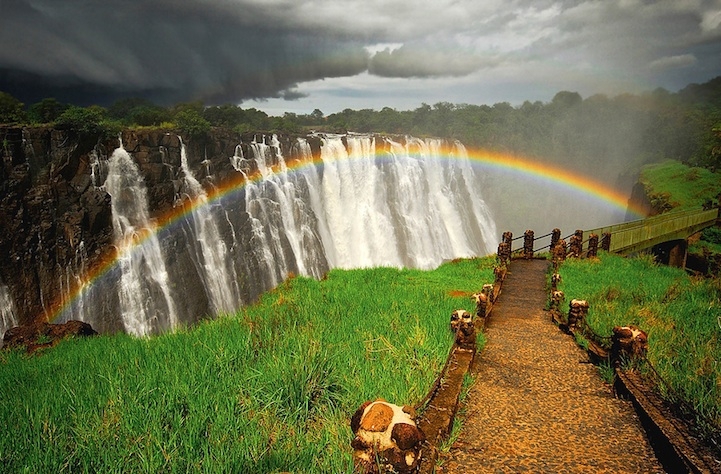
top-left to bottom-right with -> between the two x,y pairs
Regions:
441,259 -> 665,473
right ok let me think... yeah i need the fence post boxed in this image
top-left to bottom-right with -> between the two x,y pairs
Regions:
569,229 -> 583,258
552,239 -> 567,270
502,231 -> 513,247
611,326 -> 648,367
601,232 -> 611,252
587,233 -> 599,258
523,230 -> 534,259
550,228 -> 561,252
568,299 -> 588,329
497,241 -> 510,267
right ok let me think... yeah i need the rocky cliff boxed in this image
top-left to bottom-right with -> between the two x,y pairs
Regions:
0,126 -> 322,331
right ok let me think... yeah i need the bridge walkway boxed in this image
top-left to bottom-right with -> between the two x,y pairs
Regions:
441,259 -> 665,473
584,207 -> 719,255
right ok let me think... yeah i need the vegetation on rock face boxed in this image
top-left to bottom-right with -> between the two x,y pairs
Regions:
0,258 -> 492,473
558,253 -> 721,441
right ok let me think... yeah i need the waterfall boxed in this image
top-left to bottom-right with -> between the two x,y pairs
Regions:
177,140 -> 239,315
308,135 -> 497,269
104,146 -> 179,336
0,280 -> 18,344
44,133 -> 497,336
242,136 -> 328,282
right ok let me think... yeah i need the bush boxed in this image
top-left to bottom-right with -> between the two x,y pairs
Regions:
56,106 -> 103,133
27,98 -> 68,124
55,105 -> 122,139
174,109 -> 211,137
702,226 -> 721,245
0,91 -> 27,124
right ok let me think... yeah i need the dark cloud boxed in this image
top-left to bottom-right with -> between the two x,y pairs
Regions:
368,44 -> 496,78
0,0 -> 370,105
1,0 -> 720,108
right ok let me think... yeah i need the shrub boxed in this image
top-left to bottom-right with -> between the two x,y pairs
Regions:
174,109 -> 211,137
27,98 -> 69,124
0,91 -> 27,123
702,226 -> 721,245
55,105 -> 121,138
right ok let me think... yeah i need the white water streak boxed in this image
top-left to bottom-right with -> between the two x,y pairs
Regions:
0,282 -> 18,342
179,140 -> 239,314
105,146 -> 178,336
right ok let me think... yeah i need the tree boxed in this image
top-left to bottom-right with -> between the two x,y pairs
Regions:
0,92 -> 27,124
55,105 -> 113,135
310,108 -> 324,124
27,98 -> 68,124
551,91 -> 583,109
107,98 -> 170,126
174,109 -> 211,137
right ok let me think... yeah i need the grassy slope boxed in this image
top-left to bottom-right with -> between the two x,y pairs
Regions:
558,253 -> 721,434
0,258 -> 493,473
641,160 -> 721,256
640,160 -> 720,210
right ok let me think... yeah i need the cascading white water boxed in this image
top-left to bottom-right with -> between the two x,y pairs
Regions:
0,281 -> 18,344
50,133 -> 497,336
104,146 -> 179,336
305,134 -> 497,269
241,135 -> 328,283
177,140 -> 239,314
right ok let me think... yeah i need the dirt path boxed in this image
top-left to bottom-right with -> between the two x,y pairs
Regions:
441,259 -> 665,474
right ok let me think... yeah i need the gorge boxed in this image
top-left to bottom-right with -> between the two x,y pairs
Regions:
0,128 -> 499,337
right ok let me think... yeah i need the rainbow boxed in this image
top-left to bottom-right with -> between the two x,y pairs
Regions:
49,143 -> 645,323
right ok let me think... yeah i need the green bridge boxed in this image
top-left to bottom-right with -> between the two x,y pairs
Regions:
585,206 -> 720,266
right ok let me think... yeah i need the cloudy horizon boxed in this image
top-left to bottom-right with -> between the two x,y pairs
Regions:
2,0 -> 720,115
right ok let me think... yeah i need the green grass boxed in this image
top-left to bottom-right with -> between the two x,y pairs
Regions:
640,160 -> 721,211
0,258 -> 493,473
558,252 -> 721,437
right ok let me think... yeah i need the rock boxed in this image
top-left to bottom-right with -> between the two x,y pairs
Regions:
3,320 -> 98,352
351,399 -> 426,474
611,325 -> 648,364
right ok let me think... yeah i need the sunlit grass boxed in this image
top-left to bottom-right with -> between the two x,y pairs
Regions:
558,252 -> 721,437
640,160 -> 721,210
0,257 -> 493,472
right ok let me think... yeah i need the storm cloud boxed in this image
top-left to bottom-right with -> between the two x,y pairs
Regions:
1,0 -> 720,109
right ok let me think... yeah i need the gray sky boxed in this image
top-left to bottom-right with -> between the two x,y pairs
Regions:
2,0 -> 720,114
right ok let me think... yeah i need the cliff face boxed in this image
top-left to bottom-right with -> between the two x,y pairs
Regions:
1,127 -> 113,327
0,126 -> 321,329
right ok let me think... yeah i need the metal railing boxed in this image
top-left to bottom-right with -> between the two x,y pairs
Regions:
503,206 -> 719,260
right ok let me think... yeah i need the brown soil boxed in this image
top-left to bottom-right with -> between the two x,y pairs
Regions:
447,290 -> 470,298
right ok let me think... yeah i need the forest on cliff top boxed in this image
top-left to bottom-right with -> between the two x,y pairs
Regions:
2,76 -> 721,175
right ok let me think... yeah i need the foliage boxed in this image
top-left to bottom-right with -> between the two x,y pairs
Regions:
174,108 -> 211,137
108,98 -> 170,127
558,253 -> 721,439
640,160 -> 721,211
0,91 -> 27,123
2,74 -> 721,169
0,257 -> 493,472
27,98 -> 68,124
55,105 -> 122,138
701,226 -> 721,246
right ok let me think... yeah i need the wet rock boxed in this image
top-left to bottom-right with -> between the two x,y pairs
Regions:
3,320 -> 98,352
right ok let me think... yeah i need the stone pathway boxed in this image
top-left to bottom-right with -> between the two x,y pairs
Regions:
441,259 -> 666,474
